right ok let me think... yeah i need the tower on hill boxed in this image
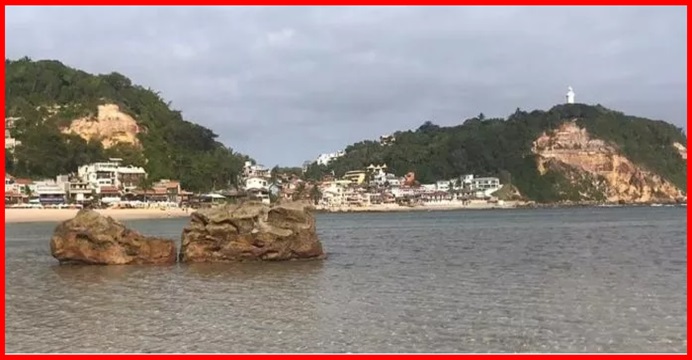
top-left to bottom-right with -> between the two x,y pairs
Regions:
566,86 -> 575,104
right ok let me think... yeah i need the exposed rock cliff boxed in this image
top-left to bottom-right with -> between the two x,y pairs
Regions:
532,121 -> 685,203
61,104 -> 142,149
673,142 -> 687,160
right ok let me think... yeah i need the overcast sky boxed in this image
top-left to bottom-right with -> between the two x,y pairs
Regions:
5,6 -> 687,166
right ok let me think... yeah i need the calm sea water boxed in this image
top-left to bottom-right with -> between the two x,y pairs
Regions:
5,207 -> 687,353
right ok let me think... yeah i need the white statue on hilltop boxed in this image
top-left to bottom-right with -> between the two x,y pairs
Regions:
566,86 -> 575,104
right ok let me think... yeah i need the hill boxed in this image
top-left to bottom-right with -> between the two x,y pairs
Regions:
305,104 -> 687,203
4,57 -> 249,192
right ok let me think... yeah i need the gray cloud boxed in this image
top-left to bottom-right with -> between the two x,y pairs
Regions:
6,6 -> 686,166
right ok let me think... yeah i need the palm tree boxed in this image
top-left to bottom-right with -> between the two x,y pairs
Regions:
309,185 -> 322,205
138,176 -> 155,203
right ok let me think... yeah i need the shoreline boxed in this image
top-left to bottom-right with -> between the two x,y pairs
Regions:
5,200 -> 685,224
4,208 -> 191,224
313,201 -> 522,213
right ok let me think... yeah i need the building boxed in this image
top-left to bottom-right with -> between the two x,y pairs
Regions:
5,175 -> 26,205
458,174 -> 501,198
342,170 -> 367,185
471,177 -> 501,191
316,151 -> 345,166
5,117 -> 22,151
117,166 -> 147,190
566,86 -> 575,104
435,180 -> 451,192
301,160 -> 313,173
379,134 -> 396,146
319,180 -> 352,207
77,158 -> 147,192
372,172 -> 401,188
66,181 -> 95,204
35,180 -> 66,205
5,174 -> 18,194
242,161 -> 270,180
245,177 -> 269,191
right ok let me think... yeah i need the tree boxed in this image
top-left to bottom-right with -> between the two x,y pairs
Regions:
309,185 -> 322,205
307,103 -> 687,202
5,58 -> 250,192
138,176 -> 155,203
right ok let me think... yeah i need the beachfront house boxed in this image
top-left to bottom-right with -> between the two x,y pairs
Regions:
117,166 -> 147,191
66,181 -> 95,204
457,174 -> 502,199
78,158 -> 147,193
35,181 -> 66,205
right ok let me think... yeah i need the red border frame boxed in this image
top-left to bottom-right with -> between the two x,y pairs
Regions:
1,4 -> 689,357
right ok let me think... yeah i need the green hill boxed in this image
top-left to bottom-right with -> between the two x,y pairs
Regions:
5,57 -> 249,192
305,104 -> 687,203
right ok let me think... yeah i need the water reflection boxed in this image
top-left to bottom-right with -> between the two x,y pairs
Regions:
5,207 -> 688,353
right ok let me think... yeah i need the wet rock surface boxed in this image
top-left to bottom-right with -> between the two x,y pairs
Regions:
180,200 -> 325,262
50,209 -> 177,265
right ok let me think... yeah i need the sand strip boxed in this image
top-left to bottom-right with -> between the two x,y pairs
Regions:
5,208 -> 190,224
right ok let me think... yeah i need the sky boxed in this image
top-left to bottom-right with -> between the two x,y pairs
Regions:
5,6 -> 687,167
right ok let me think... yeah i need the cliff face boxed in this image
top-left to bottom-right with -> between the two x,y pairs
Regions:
532,121 -> 685,203
673,142 -> 687,160
60,104 -> 142,149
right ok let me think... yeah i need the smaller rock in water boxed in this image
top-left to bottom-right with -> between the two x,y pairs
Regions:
50,209 -> 177,265
180,200 -> 325,262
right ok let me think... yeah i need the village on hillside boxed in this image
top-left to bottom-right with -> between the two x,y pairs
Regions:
4,154 -> 513,211
5,115 -> 514,210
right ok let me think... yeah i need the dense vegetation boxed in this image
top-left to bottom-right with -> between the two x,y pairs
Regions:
305,104 -> 687,202
5,58 -> 249,192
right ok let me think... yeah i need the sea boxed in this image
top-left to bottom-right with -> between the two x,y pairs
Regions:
4,206 -> 687,353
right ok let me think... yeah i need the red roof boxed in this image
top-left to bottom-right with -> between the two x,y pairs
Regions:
14,178 -> 33,185
100,186 -> 120,194
165,181 -> 180,189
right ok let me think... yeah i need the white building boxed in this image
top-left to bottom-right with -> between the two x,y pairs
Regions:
566,86 -> 575,104
5,117 -> 22,151
471,177 -> 501,191
459,174 -> 502,198
316,151 -> 345,166
435,180 -> 451,192
245,177 -> 269,191
5,175 -> 18,194
35,180 -> 66,205
77,158 -> 146,191
242,161 -> 270,180
379,134 -> 396,146
319,180 -> 352,207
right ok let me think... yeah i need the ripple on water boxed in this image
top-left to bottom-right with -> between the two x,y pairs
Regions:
4,207 -> 688,353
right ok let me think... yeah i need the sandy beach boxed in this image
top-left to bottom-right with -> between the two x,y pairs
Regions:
315,200 -> 522,213
5,207 -> 191,224
5,200 -> 524,224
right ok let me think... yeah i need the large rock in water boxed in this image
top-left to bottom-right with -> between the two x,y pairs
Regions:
180,200 -> 325,262
50,209 -> 177,265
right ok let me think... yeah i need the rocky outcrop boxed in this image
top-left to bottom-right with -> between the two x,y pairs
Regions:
50,209 -> 176,265
61,104 -> 142,149
532,121 -> 685,203
673,142 -> 687,160
180,201 -> 325,262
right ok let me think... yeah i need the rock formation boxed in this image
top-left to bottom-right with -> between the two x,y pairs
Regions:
60,103 -> 142,149
180,200 -> 325,262
50,209 -> 176,265
532,121 -> 685,203
673,142 -> 687,160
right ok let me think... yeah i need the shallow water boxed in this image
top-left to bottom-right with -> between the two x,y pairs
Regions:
5,207 -> 687,353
